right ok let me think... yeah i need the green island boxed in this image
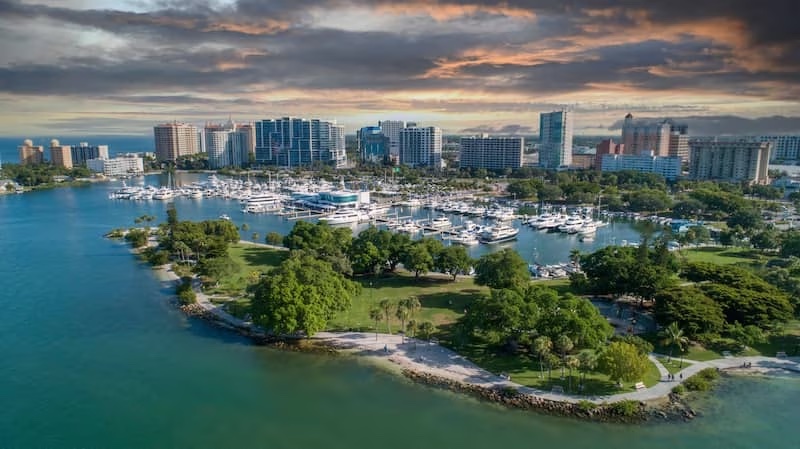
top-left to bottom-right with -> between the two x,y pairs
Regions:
110,191 -> 800,421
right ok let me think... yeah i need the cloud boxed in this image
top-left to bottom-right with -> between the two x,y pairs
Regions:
607,115 -> 800,135
460,124 -> 534,134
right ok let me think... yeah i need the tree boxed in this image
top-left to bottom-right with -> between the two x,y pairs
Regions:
266,232 -> 283,246
577,349 -> 597,388
626,189 -> 672,212
751,229 -> 780,251
598,341 -> 649,385
369,307 -> 383,340
555,334 -> 574,378
462,288 -> 538,348
402,241 -> 435,278
435,245 -> 473,280
726,207 -> 762,233
418,321 -> 435,341
251,232 -> 260,242
474,248 -> 530,291
654,287 -> 726,338
533,336 -> 552,379
250,254 -> 357,336
660,322 -> 689,367
241,223 -> 250,231
405,296 -> 421,320
379,299 -> 394,333
396,302 -> 410,342
565,355 -> 580,392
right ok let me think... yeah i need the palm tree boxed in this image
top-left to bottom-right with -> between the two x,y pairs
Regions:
569,249 -> 582,267
406,296 -> 421,319
251,232 -> 259,243
661,322 -> 689,368
555,334 -> 574,378
577,349 -> 597,390
369,307 -> 383,341
566,355 -> 580,392
407,320 -> 418,349
418,321 -> 435,342
533,336 -> 552,379
395,304 -> 410,343
379,299 -> 393,333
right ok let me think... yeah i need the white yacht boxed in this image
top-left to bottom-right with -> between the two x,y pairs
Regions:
534,214 -> 565,230
449,231 -> 479,246
430,216 -> 452,229
558,216 -> 585,233
320,209 -> 365,225
219,214 -> 231,221
396,220 -> 421,234
152,188 -> 174,201
243,192 -> 284,213
479,224 -> 520,244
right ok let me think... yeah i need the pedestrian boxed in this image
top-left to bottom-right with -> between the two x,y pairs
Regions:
384,344 -> 388,353
679,373 -> 683,380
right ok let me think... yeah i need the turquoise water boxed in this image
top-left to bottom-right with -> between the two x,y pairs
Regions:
1,179 -> 798,448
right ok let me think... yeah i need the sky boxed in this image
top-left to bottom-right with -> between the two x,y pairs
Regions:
0,0 -> 799,136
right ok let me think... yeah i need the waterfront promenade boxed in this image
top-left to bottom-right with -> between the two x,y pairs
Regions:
157,264 -> 800,405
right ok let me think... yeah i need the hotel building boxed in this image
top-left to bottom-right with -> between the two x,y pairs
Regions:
18,139 -> 44,165
689,138 -> 771,184
153,122 -> 200,162
399,126 -> 442,168
459,135 -> 523,170
49,139 -> 73,169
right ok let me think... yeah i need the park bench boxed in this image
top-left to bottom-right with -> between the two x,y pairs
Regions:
634,382 -> 646,390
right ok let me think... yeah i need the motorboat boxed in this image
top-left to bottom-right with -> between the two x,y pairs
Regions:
242,192 -> 284,213
479,224 -> 520,244
558,216 -> 585,233
219,214 -> 231,221
320,209 -> 365,225
449,231 -> 479,246
430,216 -> 452,229
396,220 -> 421,234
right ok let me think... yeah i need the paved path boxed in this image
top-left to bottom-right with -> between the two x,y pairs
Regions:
160,264 -> 800,405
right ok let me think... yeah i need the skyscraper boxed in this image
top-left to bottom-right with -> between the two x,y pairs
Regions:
399,126 -> 442,168
459,135 -> 523,170
49,139 -> 72,169
254,117 -> 346,168
379,120 -> 406,159
689,138 -> 771,184
621,114 -> 670,156
760,135 -> 800,161
70,142 -> 109,166
357,126 -> 390,163
18,139 -> 44,165
538,109 -> 572,168
153,122 -> 200,162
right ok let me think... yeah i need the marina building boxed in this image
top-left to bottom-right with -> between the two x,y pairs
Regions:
87,154 -> 144,177
379,120 -> 407,159
600,152 -> 681,181
18,139 -> 44,165
204,120 -> 251,169
459,135 -> 523,170
689,138 -> 771,184
760,135 -> 800,162
70,142 -> 109,166
153,122 -> 200,162
49,139 -> 73,169
538,110 -> 573,169
399,126 -> 442,168
357,126 -> 390,163
254,117 -> 347,168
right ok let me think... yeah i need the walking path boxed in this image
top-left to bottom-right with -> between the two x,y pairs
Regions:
159,264 -> 800,405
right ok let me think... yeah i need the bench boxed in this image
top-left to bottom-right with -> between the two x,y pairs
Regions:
634,382 -> 646,390
776,351 -> 787,358
722,350 -> 732,358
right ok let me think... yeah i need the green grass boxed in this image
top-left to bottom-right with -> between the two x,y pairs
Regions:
680,247 -> 765,267
657,356 -> 693,374
438,338 -> 660,396
746,321 -> 800,357
328,272 -> 487,332
209,244 -> 288,296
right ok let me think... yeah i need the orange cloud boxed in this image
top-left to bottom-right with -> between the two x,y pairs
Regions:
375,1 -> 535,21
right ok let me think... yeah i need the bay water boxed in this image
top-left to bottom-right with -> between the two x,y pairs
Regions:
1,176 -> 798,448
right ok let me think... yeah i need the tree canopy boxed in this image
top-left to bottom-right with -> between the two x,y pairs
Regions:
598,341 -> 649,383
474,248 -> 530,291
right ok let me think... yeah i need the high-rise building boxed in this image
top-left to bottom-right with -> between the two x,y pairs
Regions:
357,126 -> 390,163
689,138 -> 772,184
379,120 -> 406,159
87,154 -> 144,177
153,122 -> 200,162
760,135 -> 800,161
254,117 -> 347,168
459,135 -> 523,170
49,139 -> 72,169
399,126 -> 442,168
237,123 -> 256,161
538,109 -> 573,169
70,142 -> 109,166
18,139 -> 44,165
204,119 -> 253,169
595,138 -> 625,170
621,113 -> 671,156
600,152 -> 681,181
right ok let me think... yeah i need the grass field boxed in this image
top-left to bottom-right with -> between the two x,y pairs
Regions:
680,247 -> 765,267
656,356 -> 694,374
208,243 -> 288,296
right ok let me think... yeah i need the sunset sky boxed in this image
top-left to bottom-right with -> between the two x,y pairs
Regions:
1,0 -> 798,136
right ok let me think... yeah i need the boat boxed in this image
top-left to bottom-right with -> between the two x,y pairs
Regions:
430,216 -> 452,229
219,214 -> 231,221
558,216 -> 585,233
320,209 -> 365,225
479,224 -> 520,244
152,188 -> 174,201
396,220 -> 421,234
242,192 -> 284,213
449,231 -> 479,246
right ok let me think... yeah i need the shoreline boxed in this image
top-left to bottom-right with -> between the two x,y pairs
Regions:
149,261 -> 800,422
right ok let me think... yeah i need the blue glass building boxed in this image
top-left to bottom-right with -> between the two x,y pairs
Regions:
357,126 -> 389,163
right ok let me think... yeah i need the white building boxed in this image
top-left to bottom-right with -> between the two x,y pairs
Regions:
760,135 -> 800,162
460,135 -> 523,170
379,120 -> 406,159
538,110 -> 573,169
600,152 -> 682,181
254,117 -> 347,168
689,138 -> 772,185
399,126 -> 442,168
87,154 -> 144,177
204,119 -> 251,169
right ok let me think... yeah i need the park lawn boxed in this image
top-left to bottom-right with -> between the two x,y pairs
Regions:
680,247 -> 765,267
328,272 -> 487,332
439,338 -> 661,396
208,243 -> 288,296
745,321 -> 800,357
531,278 -> 574,295
657,356 -> 693,375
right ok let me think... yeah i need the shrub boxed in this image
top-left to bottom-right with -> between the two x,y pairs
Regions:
609,400 -> 640,417
683,368 -> 720,392
577,400 -> 598,412
147,250 -> 170,266
176,279 -> 196,305
671,384 -> 686,395
125,228 -> 148,248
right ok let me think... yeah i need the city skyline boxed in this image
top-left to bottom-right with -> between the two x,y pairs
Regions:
1,0 -> 799,136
